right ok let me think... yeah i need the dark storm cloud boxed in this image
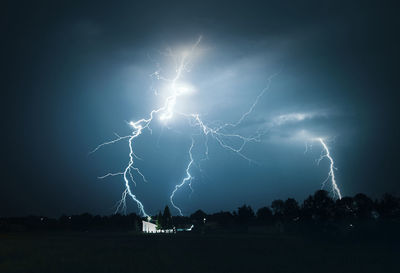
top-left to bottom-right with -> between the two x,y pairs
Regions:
2,1 -> 398,217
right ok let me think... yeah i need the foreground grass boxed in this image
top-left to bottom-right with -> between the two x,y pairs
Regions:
0,231 -> 398,273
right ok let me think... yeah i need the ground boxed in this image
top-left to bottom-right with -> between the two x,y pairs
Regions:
0,231 -> 398,273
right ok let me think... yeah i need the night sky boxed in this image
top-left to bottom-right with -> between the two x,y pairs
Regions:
2,1 -> 399,217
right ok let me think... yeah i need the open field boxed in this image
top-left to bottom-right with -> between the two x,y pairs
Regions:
0,231 -> 398,273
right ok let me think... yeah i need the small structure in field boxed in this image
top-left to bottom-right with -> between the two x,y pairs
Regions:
142,220 -> 175,233
142,220 -> 157,233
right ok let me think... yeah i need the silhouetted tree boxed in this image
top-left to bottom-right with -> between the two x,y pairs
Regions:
283,198 -> 300,221
209,211 -> 234,227
190,210 -> 207,223
378,193 -> 400,219
237,205 -> 255,225
2,192 -> 398,233
353,193 -> 374,220
335,196 -> 355,220
156,211 -> 163,230
256,207 -> 273,224
271,199 -> 285,219
172,216 -> 191,228
302,190 -> 335,221
162,206 -> 173,229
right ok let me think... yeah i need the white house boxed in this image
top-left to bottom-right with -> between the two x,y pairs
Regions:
142,220 -> 176,233
142,220 -> 157,233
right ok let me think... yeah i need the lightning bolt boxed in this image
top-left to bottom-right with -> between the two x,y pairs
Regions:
169,75 -> 278,215
170,137 -> 195,216
91,37 -> 202,217
92,36 -> 278,216
316,138 -> 342,199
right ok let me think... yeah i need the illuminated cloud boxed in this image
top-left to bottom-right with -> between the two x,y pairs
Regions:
273,112 -> 316,125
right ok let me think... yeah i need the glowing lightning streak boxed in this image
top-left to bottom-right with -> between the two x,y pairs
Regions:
221,72 -> 279,130
90,133 -> 131,154
169,115 -> 258,215
317,138 -> 342,199
188,113 -> 259,163
170,138 -> 195,216
93,36 -> 277,216
169,77 -> 278,214
92,37 -> 202,217
120,129 -> 148,216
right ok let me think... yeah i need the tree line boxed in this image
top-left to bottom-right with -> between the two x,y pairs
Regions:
1,190 -> 399,233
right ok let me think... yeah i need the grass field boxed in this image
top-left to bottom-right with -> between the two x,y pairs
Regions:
0,231 -> 398,273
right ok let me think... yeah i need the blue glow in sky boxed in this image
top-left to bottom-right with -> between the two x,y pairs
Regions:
2,1 -> 398,217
